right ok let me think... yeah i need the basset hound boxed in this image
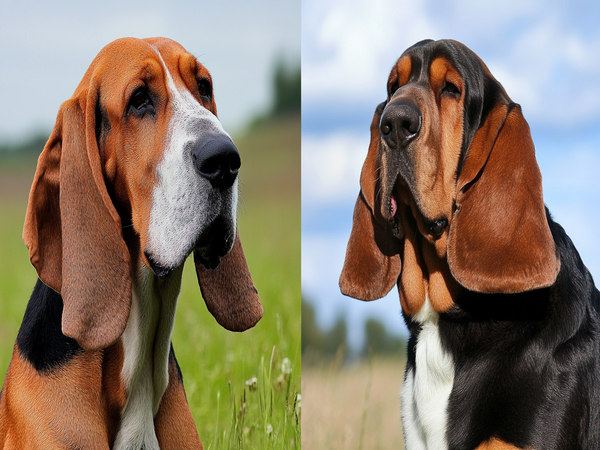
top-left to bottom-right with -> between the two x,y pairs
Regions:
0,37 -> 262,449
340,39 -> 600,450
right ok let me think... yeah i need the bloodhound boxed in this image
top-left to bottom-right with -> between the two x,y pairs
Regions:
340,39 -> 600,450
0,37 -> 262,449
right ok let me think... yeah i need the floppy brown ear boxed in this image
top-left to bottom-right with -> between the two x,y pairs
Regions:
23,94 -> 131,351
447,103 -> 560,293
195,231 -> 263,331
339,103 -> 402,300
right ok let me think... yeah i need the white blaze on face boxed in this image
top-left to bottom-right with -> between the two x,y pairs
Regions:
145,46 -> 238,270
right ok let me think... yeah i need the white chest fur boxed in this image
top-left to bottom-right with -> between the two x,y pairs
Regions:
113,265 -> 182,450
401,296 -> 455,450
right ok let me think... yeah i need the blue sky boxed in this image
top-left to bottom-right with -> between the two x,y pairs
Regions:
0,0 -> 300,141
302,0 -> 600,349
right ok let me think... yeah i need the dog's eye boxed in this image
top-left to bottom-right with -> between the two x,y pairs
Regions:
441,81 -> 460,98
389,81 -> 399,97
198,80 -> 212,101
129,87 -> 153,115
131,88 -> 148,108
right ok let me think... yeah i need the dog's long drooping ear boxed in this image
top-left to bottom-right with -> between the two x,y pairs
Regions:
195,232 -> 263,331
23,93 -> 131,351
447,102 -> 560,294
340,103 -> 403,301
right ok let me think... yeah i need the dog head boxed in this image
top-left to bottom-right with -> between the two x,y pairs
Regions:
340,39 -> 560,315
23,37 -> 262,350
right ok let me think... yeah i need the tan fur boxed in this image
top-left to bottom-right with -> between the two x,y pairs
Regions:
154,353 -> 204,449
0,346 -> 119,448
398,204 -> 426,314
475,438 -> 530,450
448,103 -> 560,293
383,56 -> 465,314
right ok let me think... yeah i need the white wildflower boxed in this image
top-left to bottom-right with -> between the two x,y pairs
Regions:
281,357 -> 292,375
245,376 -> 258,392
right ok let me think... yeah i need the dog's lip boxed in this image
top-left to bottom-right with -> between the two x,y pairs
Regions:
383,191 -> 400,223
385,177 -> 449,241
384,176 -> 407,222
192,225 -> 235,270
144,250 -> 175,279
194,246 -> 224,270
144,238 -> 228,276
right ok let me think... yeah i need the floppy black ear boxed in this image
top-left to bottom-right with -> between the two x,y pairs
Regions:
23,92 -> 131,351
448,102 -> 560,293
340,102 -> 402,300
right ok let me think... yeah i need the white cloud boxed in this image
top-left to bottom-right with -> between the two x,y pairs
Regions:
302,0 -> 438,104
302,0 -> 600,128
539,146 -> 600,279
485,15 -> 600,127
301,131 -> 369,205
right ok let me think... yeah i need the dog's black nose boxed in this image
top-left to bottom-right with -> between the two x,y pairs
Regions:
380,102 -> 422,148
192,136 -> 241,189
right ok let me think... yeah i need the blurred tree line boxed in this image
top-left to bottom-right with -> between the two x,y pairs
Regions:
0,133 -> 47,165
302,299 -> 406,365
249,55 -> 300,128
271,56 -> 300,115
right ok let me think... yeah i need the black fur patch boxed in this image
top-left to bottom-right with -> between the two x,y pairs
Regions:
169,343 -> 184,384
95,91 -> 111,152
17,279 -> 83,372
439,212 -> 600,449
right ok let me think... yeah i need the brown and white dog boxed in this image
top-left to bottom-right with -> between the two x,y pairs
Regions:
341,39 -> 600,450
0,37 -> 262,449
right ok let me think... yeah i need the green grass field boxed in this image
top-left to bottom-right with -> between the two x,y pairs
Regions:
0,114 -> 300,449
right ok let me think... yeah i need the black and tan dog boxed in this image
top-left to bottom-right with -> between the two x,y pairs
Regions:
0,37 -> 262,449
340,39 -> 600,450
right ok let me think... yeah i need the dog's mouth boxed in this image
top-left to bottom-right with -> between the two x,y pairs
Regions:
388,194 -> 403,238
193,218 -> 235,270
385,177 -> 448,241
145,217 -> 235,279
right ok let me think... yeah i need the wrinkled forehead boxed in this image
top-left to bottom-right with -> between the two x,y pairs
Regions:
387,39 -> 501,168
389,39 -> 484,90
144,37 -> 212,84
74,37 -> 210,96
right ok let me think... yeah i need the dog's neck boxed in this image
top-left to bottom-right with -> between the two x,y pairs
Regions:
113,250 -> 183,450
398,224 -> 461,316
